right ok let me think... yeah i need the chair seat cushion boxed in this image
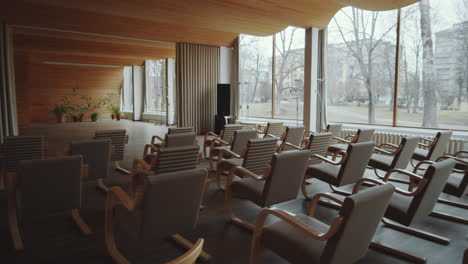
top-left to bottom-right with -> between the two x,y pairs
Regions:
230,178 -> 265,206
443,172 -> 466,197
328,143 -> 348,153
262,214 -> 328,264
368,153 -> 394,171
455,159 -> 468,171
219,158 -> 244,174
385,192 -> 412,226
412,148 -> 429,161
306,163 -> 341,186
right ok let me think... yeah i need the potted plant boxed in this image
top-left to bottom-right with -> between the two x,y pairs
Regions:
52,104 -> 66,123
90,112 -> 99,121
110,105 -> 120,120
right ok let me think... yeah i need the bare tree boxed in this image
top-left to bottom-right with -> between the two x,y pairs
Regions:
419,0 -> 439,127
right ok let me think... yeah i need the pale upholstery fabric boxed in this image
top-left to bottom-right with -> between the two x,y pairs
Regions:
307,142 -> 375,187
443,171 -> 468,197
369,136 -> 419,171
262,184 -> 394,264
230,130 -> 258,154
327,143 -> 348,154
17,156 -> 82,219
3,136 -> 44,172
153,145 -> 200,175
283,126 -> 305,147
222,125 -> 244,143
242,138 -> 278,175
412,131 -> 453,161
385,159 -> 456,226
168,127 -> 193,134
326,124 -> 342,145
71,139 -> 111,181
165,133 -> 196,147
307,133 -> 332,165
230,150 -> 310,207
95,129 -> 127,161
265,122 -> 284,138
115,168 -> 207,252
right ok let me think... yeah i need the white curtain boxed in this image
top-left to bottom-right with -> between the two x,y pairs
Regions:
121,66 -> 133,113
318,29 -> 327,130
133,65 -> 144,120
0,22 -> 18,143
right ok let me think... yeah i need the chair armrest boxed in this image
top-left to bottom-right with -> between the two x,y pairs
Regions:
253,208 -> 344,242
378,143 -> 400,149
307,193 -> 344,217
284,142 -> 305,150
384,169 -> 424,183
412,160 -> 436,173
352,178 -> 425,197
373,146 -> 397,156
107,186 -> 144,212
151,135 -> 165,145
454,150 -> 468,157
82,164 -> 89,181
132,159 -> 152,170
417,142 -> 431,149
227,166 -> 268,187
204,131 -> 220,142
333,136 -> 352,144
312,151 -> 347,166
211,138 -> 230,147
436,155 -> 468,173
219,149 -> 242,159
143,144 -> 159,159
344,134 -> 356,141
265,134 -> 281,140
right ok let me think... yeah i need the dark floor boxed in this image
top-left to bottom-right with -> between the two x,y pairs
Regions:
1,119 -> 467,264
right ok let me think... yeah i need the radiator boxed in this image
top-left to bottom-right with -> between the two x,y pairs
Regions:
341,129 -> 465,154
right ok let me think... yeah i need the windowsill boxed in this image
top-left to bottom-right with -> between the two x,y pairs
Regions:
238,117 -> 304,127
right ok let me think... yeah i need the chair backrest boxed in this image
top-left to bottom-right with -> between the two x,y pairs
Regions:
322,184 -> 395,264
165,133 -> 197,147
3,136 -> 44,172
262,150 -> 310,207
308,132 -> 332,166
391,136 -> 419,169
231,130 -> 258,154
71,139 -> 111,181
427,131 -> 453,160
408,159 -> 456,223
242,138 -> 278,175
326,124 -> 343,138
265,122 -> 284,138
95,129 -> 126,161
354,129 -> 375,143
17,156 -> 82,219
168,127 -> 193,134
337,142 -> 375,186
283,126 -> 305,147
222,125 -> 243,143
153,145 -> 200,174
141,168 -> 207,242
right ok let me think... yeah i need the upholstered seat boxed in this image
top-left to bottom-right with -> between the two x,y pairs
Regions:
306,163 -> 341,186
327,128 -> 375,154
230,178 -> 265,206
203,124 -> 243,158
412,147 -> 429,161
412,131 -> 452,162
327,143 -> 348,154
368,153 -> 394,171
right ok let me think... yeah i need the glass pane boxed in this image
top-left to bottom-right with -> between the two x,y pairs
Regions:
145,60 -> 167,115
399,0 -> 468,130
122,66 -> 133,112
274,26 -> 305,121
239,34 -> 273,118
327,7 -> 398,125
167,58 -> 176,125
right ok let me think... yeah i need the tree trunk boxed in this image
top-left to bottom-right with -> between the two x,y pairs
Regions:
419,0 -> 438,128
366,78 -> 376,124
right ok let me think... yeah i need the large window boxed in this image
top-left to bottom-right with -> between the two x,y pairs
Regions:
145,60 -> 167,113
327,0 -> 468,130
121,66 -> 133,112
239,26 -> 305,122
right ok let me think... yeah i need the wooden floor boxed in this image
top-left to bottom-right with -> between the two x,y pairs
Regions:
1,119 -> 467,264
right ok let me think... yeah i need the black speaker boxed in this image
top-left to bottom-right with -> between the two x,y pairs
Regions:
214,115 -> 226,135
217,84 -> 230,116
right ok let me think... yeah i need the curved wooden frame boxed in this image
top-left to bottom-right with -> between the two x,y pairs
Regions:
215,149 -> 244,191
166,238 -> 204,264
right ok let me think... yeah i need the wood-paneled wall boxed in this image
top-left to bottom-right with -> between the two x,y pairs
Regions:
15,55 -> 123,125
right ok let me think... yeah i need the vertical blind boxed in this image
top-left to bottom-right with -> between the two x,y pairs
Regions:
176,43 -> 220,134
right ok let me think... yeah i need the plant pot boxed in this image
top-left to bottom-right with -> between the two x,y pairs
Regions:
72,116 -> 79,122
111,114 -> 115,120
79,113 -> 85,122
55,113 -> 64,123
91,117 -> 98,122
116,113 -> 121,121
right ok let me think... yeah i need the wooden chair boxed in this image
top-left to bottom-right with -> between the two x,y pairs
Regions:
354,159 -> 460,253
166,238 -> 204,264
209,129 -> 257,170
7,156 -> 91,250
320,123 -> 343,144
133,145 -> 200,175
225,150 -> 310,230
203,124 -> 243,158
368,136 -> 419,182
277,126 -> 307,152
144,132 -> 197,161
1,136 -> 44,190
215,137 -> 278,191
412,131 -> 452,166
95,129 -> 130,174
70,139 -> 112,192
260,122 -> 283,138
249,184 -> 395,264
302,142 -> 375,199
105,168 -> 210,264
327,128 -> 375,157
283,132 -> 332,166
150,127 -> 194,146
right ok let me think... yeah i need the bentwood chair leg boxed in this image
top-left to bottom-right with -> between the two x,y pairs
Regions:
301,179 -> 314,200
329,185 -> 352,196
171,234 -> 212,262
381,218 -> 450,245
105,192 -> 130,264
215,169 -> 227,191
225,188 -> 255,231
430,211 -> 468,225
71,209 -> 92,235
0,172 -> 5,191
114,161 -> 131,175
369,242 -> 426,263
249,231 -> 262,264
437,198 -> 468,209
7,187 -> 24,250
97,178 -> 109,192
